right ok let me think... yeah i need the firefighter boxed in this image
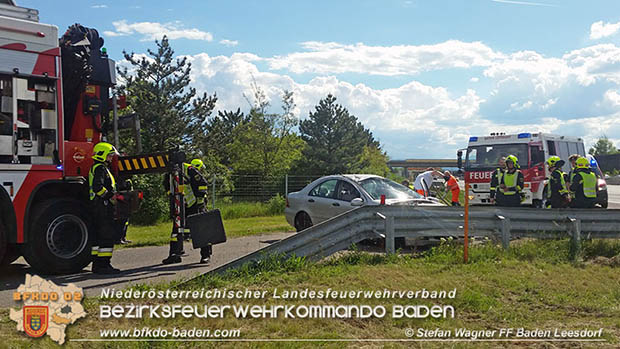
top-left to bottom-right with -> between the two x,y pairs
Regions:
89,142 -> 122,274
496,155 -> 524,207
567,154 -> 580,183
443,170 -> 461,206
545,156 -> 570,208
569,157 -> 597,208
188,158 -> 212,264
489,156 -> 506,205
162,159 -> 212,264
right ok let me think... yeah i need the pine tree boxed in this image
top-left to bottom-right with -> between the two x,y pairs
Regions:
117,36 -> 217,154
116,36 -> 217,224
298,94 -> 381,174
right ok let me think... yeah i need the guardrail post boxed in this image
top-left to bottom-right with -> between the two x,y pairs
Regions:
568,218 -> 581,261
496,214 -> 511,250
385,215 -> 395,254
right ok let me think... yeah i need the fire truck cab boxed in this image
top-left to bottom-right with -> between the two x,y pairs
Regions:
0,1 -> 117,273
459,132 -> 586,207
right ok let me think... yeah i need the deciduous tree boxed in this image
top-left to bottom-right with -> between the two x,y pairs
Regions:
589,136 -> 618,156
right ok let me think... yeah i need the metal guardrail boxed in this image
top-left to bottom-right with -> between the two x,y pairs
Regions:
191,206 -> 620,279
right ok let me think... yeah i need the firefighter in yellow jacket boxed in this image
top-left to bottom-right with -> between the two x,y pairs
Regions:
545,156 -> 570,208
89,142 -> 121,274
162,159 -> 211,264
569,157 -> 597,208
496,155 -> 524,207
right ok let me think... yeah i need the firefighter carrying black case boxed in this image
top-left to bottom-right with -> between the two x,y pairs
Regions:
186,209 -> 227,248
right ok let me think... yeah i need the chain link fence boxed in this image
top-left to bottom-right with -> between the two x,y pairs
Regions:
205,174 -> 455,205
206,174 -> 326,204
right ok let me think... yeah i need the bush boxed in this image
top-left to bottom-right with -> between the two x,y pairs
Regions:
267,194 -> 286,215
131,174 -> 168,225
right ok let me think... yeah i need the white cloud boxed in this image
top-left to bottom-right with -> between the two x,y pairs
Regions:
491,0 -> 558,7
186,49 -> 620,157
219,39 -> 239,47
604,89 -> 620,106
118,37 -> 620,158
590,20 -> 620,40
91,4 -> 107,8
104,20 -> 213,41
541,98 -> 558,109
267,40 -> 503,76
508,100 -> 533,112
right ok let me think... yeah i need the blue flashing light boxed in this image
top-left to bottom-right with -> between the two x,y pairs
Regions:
517,133 -> 531,139
56,165 -> 63,171
469,136 -> 478,142
590,159 -> 598,167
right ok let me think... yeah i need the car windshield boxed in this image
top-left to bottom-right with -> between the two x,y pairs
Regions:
358,177 -> 423,200
465,143 -> 529,171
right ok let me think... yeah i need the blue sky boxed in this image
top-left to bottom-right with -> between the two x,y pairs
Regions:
19,0 -> 620,158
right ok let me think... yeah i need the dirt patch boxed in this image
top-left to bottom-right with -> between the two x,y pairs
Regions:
588,254 -> 620,267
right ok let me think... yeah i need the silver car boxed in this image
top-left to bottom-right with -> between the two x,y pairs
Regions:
285,174 -> 444,231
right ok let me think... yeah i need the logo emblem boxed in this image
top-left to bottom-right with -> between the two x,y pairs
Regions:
23,306 -> 48,338
73,147 -> 86,163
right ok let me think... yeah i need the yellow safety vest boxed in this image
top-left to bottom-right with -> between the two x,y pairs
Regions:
578,171 -> 597,199
88,162 -> 116,200
499,171 -> 520,196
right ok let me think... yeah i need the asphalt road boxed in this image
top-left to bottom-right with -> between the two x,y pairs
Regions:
608,184 -> 620,209
0,232 -> 294,308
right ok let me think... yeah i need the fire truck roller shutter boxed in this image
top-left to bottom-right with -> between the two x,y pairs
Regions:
22,198 -> 93,274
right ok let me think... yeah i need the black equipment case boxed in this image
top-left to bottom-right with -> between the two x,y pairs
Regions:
186,209 -> 227,248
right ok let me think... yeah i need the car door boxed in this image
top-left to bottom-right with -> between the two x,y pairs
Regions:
333,180 -> 362,216
306,179 -> 339,223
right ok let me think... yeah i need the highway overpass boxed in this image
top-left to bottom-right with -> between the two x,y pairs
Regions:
388,159 -> 459,178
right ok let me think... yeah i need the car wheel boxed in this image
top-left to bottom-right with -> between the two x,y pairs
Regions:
599,192 -> 608,208
294,212 -> 313,232
532,199 -> 543,208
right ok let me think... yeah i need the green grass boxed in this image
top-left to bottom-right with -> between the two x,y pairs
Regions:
211,196 -> 286,220
3,240 -> 619,348
123,215 -> 293,248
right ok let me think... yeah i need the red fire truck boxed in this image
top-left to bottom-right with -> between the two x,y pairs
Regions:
457,132 -> 587,207
0,2 -> 176,274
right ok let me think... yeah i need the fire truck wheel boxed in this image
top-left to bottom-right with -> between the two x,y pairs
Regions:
0,247 -> 19,266
0,220 -> 6,267
23,199 -> 92,275
0,224 -> 20,268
